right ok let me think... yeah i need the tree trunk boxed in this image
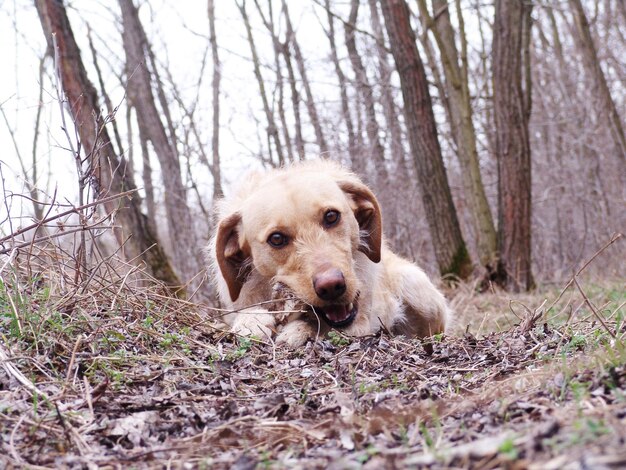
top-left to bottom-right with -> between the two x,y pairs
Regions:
619,0 -> 626,25
282,40 -> 306,161
30,56 -> 48,224
282,0 -> 329,157
138,124 -> 157,228
35,0 -> 179,287
119,0 -> 202,287
492,0 -> 534,292
324,0 -> 359,171
345,0 -> 388,180
474,1 -> 497,161
208,0 -> 223,198
86,27 -> 125,163
380,0 -> 472,279
568,0 -> 626,164
237,0 -> 284,166
255,0 -> 294,163
367,0 -> 408,175
367,0 -> 411,245
275,57 -> 294,164
416,16 -> 454,149
418,0 -> 498,270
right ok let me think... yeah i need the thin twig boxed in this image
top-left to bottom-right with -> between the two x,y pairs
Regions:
0,223 -> 115,256
573,276 -> 616,339
0,189 -> 136,245
544,233 -> 622,318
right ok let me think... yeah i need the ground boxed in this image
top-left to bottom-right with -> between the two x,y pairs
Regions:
0,252 -> 625,469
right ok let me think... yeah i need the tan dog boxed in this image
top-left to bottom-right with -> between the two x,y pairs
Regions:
209,160 -> 450,346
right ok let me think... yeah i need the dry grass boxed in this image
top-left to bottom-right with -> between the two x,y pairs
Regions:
0,235 -> 625,469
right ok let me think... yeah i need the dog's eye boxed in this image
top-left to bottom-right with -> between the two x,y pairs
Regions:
323,210 -> 340,228
267,232 -> 288,248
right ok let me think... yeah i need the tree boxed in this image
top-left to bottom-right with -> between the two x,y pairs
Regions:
254,0 -> 295,163
281,34 -> 306,161
282,0 -> 329,156
345,0 -> 388,181
380,0 -> 472,279
568,0 -> 626,165
416,0 -> 498,271
34,0 -> 179,286
492,0 -> 534,292
367,0 -> 407,174
208,0 -> 223,198
0,55 -> 47,225
119,0 -> 203,287
324,0 -> 360,171
238,0 -> 285,166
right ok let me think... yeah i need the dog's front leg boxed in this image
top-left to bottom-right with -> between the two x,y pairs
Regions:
275,319 -> 318,347
230,309 -> 276,340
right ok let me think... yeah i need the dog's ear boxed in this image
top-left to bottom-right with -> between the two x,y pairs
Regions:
215,212 -> 251,301
338,180 -> 382,263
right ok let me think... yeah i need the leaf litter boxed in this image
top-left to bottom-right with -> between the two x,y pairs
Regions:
0,244 -> 625,469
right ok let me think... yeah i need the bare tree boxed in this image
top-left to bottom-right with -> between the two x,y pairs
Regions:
568,0 -> 626,164
345,0 -> 388,181
282,39 -> 306,161
492,0 -> 534,292
238,0 -> 284,166
208,0 -> 223,197
282,0 -> 329,156
381,0 -> 472,279
1,56 -> 47,225
417,0 -> 498,271
367,0 -> 407,173
34,0 -> 179,285
254,0 -> 295,163
86,27 -> 125,164
138,124 -> 157,228
163,64 -> 220,212
324,0 -> 360,171
119,0 -> 202,286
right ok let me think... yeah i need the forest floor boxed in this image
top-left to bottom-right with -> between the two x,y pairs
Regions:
1,245 -> 625,469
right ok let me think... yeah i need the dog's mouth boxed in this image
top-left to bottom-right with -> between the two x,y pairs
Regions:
312,292 -> 359,328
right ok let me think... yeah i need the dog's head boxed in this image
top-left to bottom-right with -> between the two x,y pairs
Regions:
214,165 -> 382,329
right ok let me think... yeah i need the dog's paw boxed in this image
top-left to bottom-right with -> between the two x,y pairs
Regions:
276,320 -> 317,347
230,310 -> 275,339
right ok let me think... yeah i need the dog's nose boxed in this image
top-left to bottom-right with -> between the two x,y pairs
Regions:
313,268 -> 346,301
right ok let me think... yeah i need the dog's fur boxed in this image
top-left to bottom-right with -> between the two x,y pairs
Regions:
209,160 -> 450,346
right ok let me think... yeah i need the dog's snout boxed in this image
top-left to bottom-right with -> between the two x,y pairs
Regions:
313,268 -> 346,301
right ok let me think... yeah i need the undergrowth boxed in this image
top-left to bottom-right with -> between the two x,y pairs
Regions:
0,237 -> 624,469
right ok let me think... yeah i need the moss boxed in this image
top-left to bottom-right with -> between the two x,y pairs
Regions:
442,244 -> 472,280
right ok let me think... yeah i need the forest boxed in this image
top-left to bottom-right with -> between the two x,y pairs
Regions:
0,0 -> 624,468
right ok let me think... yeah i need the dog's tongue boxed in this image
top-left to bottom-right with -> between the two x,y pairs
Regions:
322,304 -> 350,322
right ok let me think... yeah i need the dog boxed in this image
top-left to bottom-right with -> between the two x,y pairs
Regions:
209,160 -> 450,347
